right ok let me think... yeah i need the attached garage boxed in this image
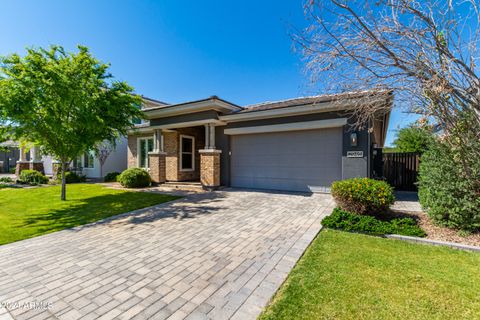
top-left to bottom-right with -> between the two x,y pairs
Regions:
230,127 -> 343,193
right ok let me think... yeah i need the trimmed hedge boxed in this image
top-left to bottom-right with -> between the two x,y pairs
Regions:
0,177 -> 13,183
57,171 -> 86,184
322,208 -> 426,237
104,171 -> 120,182
117,168 -> 151,188
19,170 -> 49,185
418,141 -> 480,231
331,178 -> 395,215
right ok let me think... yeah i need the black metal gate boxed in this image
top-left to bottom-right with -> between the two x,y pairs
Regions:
382,152 -> 420,190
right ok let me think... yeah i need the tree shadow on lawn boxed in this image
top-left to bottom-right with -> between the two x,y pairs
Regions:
16,191 -> 226,235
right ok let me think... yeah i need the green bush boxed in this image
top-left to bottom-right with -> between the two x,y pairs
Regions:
104,171 -> 120,182
418,142 -> 480,231
0,177 -> 13,183
19,170 -> 49,185
9,167 -> 15,174
322,208 -> 426,237
117,168 -> 151,188
57,171 -> 86,184
331,178 -> 395,215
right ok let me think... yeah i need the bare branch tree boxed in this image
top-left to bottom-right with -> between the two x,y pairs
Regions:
296,0 -> 480,177
95,141 -> 114,179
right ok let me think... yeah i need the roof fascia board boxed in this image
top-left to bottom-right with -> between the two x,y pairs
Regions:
224,118 -> 348,135
144,99 -> 239,119
128,119 -> 225,134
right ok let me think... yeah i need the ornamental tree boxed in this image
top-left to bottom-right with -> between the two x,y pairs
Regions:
393,124 -> 434,154
0,45 -> 143,200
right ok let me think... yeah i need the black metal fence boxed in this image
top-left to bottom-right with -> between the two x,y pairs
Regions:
382,152 -> 420,191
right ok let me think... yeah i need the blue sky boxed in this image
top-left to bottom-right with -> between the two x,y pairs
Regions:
0,0 -> 416,145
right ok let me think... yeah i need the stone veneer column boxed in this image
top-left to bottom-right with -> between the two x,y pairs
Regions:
148,152 -> 167,184
199,149 -> 221,190
29,146 -> 44,174
15,147 -> 30,176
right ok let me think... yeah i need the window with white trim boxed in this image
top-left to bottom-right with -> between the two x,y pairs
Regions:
83,151 -> 95,169
180,135 -> 195,171
138,137 -> 154,168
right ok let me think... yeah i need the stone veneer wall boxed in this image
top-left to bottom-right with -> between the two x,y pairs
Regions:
200,151 -> 221,188
128,126 -> 205,182
163,127 -> 206,181
127,133 -> 154,169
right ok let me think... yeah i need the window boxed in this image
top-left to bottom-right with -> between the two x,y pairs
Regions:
138,137 -> 154,168
84,152 -> 95,169
180,135 -> 194,171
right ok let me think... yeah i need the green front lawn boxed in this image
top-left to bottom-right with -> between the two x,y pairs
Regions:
260,229 -> 480,320
0,184 -> 179,245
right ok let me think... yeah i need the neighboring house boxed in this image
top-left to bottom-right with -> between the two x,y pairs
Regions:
11,138 -> 127,179
40,137 -> 128,178
0,140 -> 21,173
127,91 -> 392,193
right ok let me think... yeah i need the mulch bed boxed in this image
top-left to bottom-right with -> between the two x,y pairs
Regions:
394,210 -> 480,247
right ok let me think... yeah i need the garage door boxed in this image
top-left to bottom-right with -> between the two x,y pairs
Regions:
230,127 -> 342,192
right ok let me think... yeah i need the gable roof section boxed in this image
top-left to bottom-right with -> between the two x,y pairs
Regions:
142,96 -> 242,119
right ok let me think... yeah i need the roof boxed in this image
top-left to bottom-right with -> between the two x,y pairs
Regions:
141,95 -> 241,112
238,90 -> 392,114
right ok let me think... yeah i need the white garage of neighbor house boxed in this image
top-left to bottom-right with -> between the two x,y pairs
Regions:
128,91 -> 391,193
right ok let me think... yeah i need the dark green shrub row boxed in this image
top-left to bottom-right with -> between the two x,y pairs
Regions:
331,178 -> 395,215
418,141 -> 480,231
104,171 -> 120,182
322,208 -> 426,237
57,171 -> 86,184
19,170 -> 49,185
0,177 -> 13,183
117,168 -> 151,188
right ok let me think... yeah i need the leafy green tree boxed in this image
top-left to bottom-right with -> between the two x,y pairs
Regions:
392,125 -> 434,154
0,45 -> 143,200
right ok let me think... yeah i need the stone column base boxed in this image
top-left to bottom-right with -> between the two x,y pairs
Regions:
199,149 -> 221,190
15,161 -> 30,176
30,161 -> 45,175
148,151 -> 167,184
52,162 -> 62,177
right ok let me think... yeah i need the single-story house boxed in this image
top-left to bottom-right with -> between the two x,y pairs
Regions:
128,91 -> 392,193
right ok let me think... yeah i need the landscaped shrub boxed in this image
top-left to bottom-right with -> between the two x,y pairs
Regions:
19,170 -> 49,185
418,141 -> 480,231
0,177 -> 13,183
117,168 -> 151,188
9,167 -> 15,174
322,208 -> 426,237
104,171 -> 120,182
331,178 -> 395,215
57,171 -> 86,184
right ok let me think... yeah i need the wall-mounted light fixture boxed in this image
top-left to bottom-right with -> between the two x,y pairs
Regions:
350,132 -> 358,147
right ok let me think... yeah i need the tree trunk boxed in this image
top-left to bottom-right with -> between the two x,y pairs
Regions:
61,161 -> 67,201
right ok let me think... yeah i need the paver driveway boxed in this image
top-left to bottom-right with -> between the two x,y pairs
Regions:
0,189 -> 334,320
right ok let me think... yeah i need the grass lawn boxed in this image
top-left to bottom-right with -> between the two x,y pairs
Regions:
0,183 -> 179,245
260,229 -> 480,320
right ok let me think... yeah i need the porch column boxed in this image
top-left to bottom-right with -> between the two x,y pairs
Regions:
15,147 -> 30,176
204,124 -> 216,150
199,149 -> 221,190
149,129 -> 166,184
30,146 -> 45,174
154,129 -> 164,152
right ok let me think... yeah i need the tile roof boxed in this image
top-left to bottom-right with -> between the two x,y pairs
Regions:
238,90 -> 391,114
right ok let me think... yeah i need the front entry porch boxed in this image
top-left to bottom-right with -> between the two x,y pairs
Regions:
147,123 -> 222,190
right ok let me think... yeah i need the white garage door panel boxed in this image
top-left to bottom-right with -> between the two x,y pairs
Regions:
230,128 -> 343,193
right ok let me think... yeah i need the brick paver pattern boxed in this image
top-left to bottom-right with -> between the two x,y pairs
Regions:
0,189 -> 334,320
